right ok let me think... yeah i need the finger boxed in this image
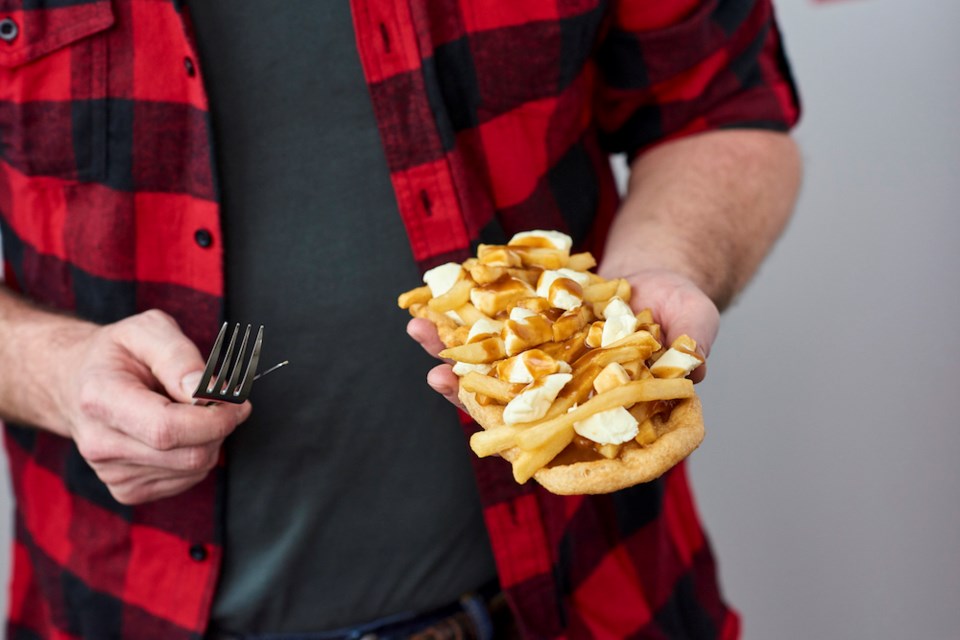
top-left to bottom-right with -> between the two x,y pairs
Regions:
619,272 -> 718,354
688,362 -> 707,384
106,472 -> 209,505
79,427 -> 222,473
660,304 -> 719,358
113,310 -> 207,403
407,317 -> 447,359
85,380 -> 250,449
426,364 -> 462,408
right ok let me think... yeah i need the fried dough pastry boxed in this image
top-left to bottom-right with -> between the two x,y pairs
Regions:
399,230 -> 706,494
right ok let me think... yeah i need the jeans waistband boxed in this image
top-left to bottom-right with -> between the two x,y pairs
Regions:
208,579 -> 503,640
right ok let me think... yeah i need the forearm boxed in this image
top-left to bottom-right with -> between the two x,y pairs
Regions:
0,286 -> 95,435
601,129 -> 802,310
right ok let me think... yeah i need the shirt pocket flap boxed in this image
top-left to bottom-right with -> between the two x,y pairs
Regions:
600,0 -> 723,88
0,1 -> 114,68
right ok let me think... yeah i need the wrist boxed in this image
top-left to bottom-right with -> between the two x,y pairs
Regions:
0,295 -> 97,436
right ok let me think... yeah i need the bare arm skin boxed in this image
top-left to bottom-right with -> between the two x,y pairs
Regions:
410,128 -> 802,392
0,288 -> 250,504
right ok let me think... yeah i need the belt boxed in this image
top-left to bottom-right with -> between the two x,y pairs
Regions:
208,580 -> 516,640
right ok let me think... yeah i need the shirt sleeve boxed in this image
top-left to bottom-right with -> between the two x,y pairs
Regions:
593,0 -> 801,159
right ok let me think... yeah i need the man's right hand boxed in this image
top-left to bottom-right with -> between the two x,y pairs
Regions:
11,307 -> 250,505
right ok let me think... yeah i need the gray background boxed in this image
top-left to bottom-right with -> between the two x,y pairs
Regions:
0,0 -> 957,638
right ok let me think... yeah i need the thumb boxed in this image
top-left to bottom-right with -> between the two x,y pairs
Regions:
661,305 -> 719,360
114,311 -> 208,403
180,370 -> 205,401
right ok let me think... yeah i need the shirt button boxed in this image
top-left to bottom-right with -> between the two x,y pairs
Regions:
0,18 -> 18,43
189,543 -> 208,562
194,228 -> 213,248
184,56 -> 196,77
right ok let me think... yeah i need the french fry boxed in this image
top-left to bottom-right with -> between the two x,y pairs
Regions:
552,305 -> 593,342
628,400 -> 656,424
503,314 -> 554,356
470,424 -> 524,457
538,329 -> 589,363
516,379 -> 693,451
571,344 -> 645,371
409,303 -> 459,346
475,394 -> 498,406
635,418 -> 657,446
635,308 -> 655,325
460,372 -> 521,404
582,279 -> 619,303
527,362 -> 604,423
566,252 -> 597,271
513,296 -> 554,314
476,245 -> 522,267
615,278 -> 631,303
506,267 -> 543,287
469,263 -> 510,285
512,425 -> 576,483
397,285 -> 432,309
585,321 -> 604,348
453,303 -> 488,326
452,325 -> 471,345
598,443 -> 622,459
438,337 -> 506,364
621,359 -> 650,380
428,279 -> 475,313
602,329 -> 660,356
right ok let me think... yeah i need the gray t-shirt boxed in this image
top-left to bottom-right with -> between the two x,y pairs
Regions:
187,1 -> 497,633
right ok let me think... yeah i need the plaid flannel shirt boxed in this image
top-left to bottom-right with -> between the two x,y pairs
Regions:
0,0 -> 799,638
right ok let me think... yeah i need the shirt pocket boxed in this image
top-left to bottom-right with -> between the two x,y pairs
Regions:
466,1 -> 607,118
0,1 -> 115,182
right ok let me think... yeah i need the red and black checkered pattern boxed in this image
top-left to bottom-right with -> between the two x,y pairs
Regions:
0,0 -> 797,637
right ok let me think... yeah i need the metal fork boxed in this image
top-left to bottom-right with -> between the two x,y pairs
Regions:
192,322 -> 265,405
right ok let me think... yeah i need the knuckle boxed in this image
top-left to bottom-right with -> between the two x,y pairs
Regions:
77,382 -> 108,423
143,419 -> 178,451
139,308 -> 176,328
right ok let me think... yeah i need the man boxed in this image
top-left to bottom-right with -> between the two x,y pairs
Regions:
0,0 -> 800,638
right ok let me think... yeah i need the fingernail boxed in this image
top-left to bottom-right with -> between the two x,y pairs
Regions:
181,371 -> 203,397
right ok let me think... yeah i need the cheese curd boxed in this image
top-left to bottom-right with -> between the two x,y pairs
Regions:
509,307 -> 538,321
422,262 -> 462,297
503,373 -> 572,425
573,406 -> 639,445
535,269 -> 589,311
452,362 -> 493,376
650,347 -> 704,379
466,317 -> 504,343
600,297 -> 638,347
497,349 -> 562,384
502,307 -> 552,356
593,362 -> 631,394
508,230 -> 573,253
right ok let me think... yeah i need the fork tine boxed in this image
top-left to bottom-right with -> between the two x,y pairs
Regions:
212,323 -> 241,395
233,325 -> 263,401
195,321 -> 228,396
225,324 -> 252,396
